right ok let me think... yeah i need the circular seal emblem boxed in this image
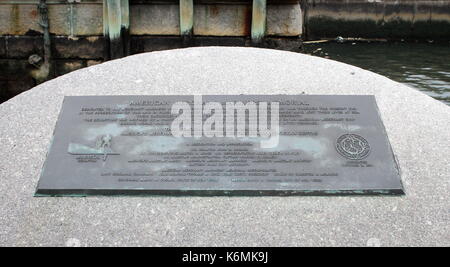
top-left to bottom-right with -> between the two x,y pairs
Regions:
336,134 -> 370,160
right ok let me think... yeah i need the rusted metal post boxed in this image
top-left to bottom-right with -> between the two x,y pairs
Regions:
251,0 -> 267,44
179,0 -> 194,45
103,0 -> 129,59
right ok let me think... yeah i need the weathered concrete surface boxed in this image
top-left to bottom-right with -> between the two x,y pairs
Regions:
0,3 -> 103,36
195,3 -> 302,36
306,0 -> 450,39
267,3 -> 302,36
0,4 -> 40,35
0,2 -> 302,37
130,3 -> 302,37
52,36 -> 105,59
4,36 -> 43,59
194,4 -> 252,36
0,47 -> 448,247
130,4 -> 180,35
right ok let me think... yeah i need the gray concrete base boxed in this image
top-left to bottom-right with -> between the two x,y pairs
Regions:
0,47 -> 448,246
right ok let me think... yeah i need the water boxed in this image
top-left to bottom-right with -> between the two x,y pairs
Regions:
303,42 -> 450,105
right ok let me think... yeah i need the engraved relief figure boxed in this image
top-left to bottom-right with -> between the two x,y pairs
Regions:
96,135 -> 113,161
68,134 -> 119,161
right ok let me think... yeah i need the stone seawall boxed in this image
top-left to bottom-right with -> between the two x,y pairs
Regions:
0,0 -> 449,102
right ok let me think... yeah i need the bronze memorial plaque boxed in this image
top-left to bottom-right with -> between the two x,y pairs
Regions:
35,95 -> 404,196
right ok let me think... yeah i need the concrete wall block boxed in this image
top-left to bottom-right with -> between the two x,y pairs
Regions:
415,3 -> 433,22
53,36 -> 105,59
306,0 -> 450,23
0,3 -> 103,36
306,0 -> 450,39
0,4 -> 41,35
267,3 -> 302,36
431,2 -> 450,22
130,4 -> 180,35
130,4 -> 253,37
47,5 -> 72,35
48,4 -> 103,36
49,4 -> 102,36
6,36 -> 43,59
129,3 -> 302,37
194,4 -> 252,36
3,35 -> 104,60
71,4 -> 103,36
307,2 -> 385,22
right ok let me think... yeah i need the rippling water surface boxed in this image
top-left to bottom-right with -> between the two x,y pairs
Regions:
303,42 -> 450,105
